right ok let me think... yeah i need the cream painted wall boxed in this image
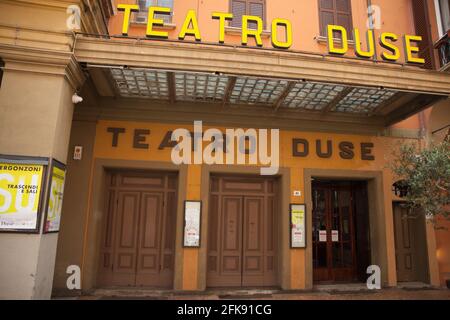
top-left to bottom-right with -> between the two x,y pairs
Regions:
0,68 -> 75,299
0,71 -> 72,158
0,1 -> 68,31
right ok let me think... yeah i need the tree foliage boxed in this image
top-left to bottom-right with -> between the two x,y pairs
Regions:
390,139 -> 450,221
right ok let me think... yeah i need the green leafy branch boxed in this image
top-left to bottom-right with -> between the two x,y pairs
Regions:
390,139 -> 450,222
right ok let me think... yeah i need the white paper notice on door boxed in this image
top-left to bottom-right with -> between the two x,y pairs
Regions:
332,230 -> 339,242
290,204 -> 306,248
319,230 -> 327,242
184,201 -> 201,247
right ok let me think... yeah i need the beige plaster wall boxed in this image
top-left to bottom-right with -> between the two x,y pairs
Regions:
0,67 -> 75,299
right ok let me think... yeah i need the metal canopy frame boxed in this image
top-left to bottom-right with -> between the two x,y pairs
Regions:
104,66 -> 435,117
72,36 -> 449,130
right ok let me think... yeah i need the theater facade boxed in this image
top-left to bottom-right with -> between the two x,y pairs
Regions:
0,0 -> 449,299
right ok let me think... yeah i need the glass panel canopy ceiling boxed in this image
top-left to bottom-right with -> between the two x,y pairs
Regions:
111,68 -> 169,99
109,68 -> 399,114
283,82 -> 346,111
174,73 -> 229,102
230,78 -> 289,105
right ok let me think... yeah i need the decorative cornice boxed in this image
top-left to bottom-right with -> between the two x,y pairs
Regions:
0,23 -> 74,52
0,44 -> 85,89
66,54 -> 86,90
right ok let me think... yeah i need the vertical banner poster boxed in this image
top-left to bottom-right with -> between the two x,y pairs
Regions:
183,200 -> 202,248
290,204 -> 306,248
44,160 -> 66,233
0,157 -> 47,233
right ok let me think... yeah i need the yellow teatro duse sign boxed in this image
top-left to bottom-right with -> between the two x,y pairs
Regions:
117,4 -> 425,65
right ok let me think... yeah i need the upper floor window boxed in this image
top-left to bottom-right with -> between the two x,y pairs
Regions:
434,0 -> 450,68
437,0 -> 450,34
318,0 -> 353,39
230,0 -> 266,29
135,0 -> 174,24
412,0 -> 435,69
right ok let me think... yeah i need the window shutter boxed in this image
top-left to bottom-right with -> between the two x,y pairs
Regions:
439,0 -> 450,32
319,0 -> 352,39
249,1 -> 265,29
230,0 -> 265,29
335,0 -> 350,12
231,0 -> 247,28
335,0 -> 352,39
319,0 -> 335,36
412,0 -> 435,69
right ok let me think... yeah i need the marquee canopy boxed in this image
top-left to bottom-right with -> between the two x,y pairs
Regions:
74,35 -> 450,130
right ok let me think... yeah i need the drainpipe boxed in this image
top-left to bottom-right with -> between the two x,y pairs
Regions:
418,111 -> 427,139
367,0 -> 373,28
367,0 -> 378,61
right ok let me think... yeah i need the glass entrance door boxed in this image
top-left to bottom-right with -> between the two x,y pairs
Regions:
312,182 -> 358,283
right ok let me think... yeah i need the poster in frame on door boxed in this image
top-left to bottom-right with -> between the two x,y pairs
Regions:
43,159 -> 67,234
290,203 -> 306,248
183,200 -> 202,248
0,155 -> 49,234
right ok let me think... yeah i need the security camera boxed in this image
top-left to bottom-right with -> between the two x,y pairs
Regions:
72,93 -> 83,104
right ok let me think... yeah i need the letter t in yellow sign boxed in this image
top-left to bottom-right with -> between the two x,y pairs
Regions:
118,4 -> 139,36
212,12 -> 233,44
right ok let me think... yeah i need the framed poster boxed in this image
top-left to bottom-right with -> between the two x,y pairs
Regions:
0,155 -> 49,233
290,203 -> 306,248
183,200 -> 202,248
43,159 -> 67,233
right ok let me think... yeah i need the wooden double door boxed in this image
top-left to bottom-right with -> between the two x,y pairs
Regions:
97,171 -> 178,288
207,175 -> 279,287
313,181 -> 370,283
393,203 -> 429,283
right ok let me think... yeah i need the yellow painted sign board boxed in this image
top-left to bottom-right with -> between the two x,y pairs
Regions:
290,204 -> 306,248
44,162 -> 66,233
0,162 -> 45,231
